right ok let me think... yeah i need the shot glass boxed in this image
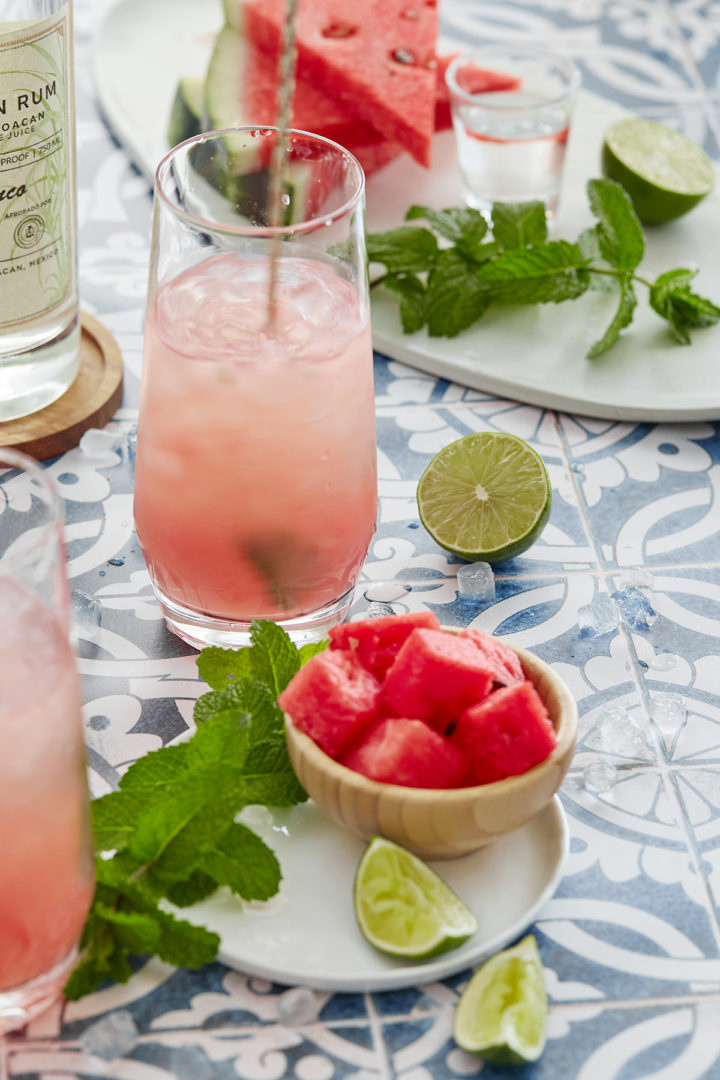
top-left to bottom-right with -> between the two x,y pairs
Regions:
133,128 -> 378,649
445,45 -> 581,218
0,448 -> 94,1033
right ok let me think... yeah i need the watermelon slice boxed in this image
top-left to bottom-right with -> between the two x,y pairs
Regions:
383,628 -> 495,733
278,650 -> 384,759
329,609 -> 440,680
450,681 -> 557,785
460,628 -> 525,686
341,717 -> 467,788
244,0 -> 439,167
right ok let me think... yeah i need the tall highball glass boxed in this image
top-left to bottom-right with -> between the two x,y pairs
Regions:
0,448 -> 94,1032
134,128 -> 378,649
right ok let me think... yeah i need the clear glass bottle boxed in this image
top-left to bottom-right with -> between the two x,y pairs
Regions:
0,0 -> 79,422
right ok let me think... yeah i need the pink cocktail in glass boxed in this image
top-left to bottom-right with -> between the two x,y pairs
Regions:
0,450 -> 94,1032
134,129 -> 377,648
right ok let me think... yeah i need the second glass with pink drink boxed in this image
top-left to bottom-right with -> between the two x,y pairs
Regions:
134,128 -> 378,648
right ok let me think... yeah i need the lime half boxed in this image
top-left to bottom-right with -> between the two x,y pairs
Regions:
417,432 -> 551,563
453,935 -> 547,1065
602,117 -> 715,225
353,836 -> 478,960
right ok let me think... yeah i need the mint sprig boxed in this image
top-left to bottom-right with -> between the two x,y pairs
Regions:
367,178 -> 720,358
65,620 -> 324,1001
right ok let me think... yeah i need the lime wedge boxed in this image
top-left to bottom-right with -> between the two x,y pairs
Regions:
602,117 -> 715,225
416,432 -> 551,563
353,836 -> 478,959
453,935 -> 547,1065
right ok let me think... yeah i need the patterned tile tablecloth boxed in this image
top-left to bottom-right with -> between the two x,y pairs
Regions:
3,1 -> 720,1077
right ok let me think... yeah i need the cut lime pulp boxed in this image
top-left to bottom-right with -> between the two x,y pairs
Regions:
453,934 -> 547,1065
602,117 -> 715,225
353,836 -> 478,960
417,431 -> 551,563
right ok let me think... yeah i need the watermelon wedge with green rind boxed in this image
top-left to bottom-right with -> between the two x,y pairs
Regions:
243,0 -> 439,167
205,24 -> 404,176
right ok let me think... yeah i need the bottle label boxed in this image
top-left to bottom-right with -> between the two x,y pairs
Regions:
0,12 -> 74,330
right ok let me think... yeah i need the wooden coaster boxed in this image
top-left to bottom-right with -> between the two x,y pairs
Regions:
0,313 -> 124,461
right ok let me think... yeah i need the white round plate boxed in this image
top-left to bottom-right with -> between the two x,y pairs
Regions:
181,795 -> 568,993
92,0 -> 720,420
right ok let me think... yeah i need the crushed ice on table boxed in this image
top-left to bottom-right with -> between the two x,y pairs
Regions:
126,424 -> 138,466
70,589 -> 101,642
277,986 -> 321,1026
80,1010 -> 139,1061
457,561 -> 495,605
612,586 -> 657,631
583,760 -> 618,794
650,692 -> 687,733
616,567 -> 655,592
578,593 -> 619,637
78,427 -> 123,457
365,601 -> 395,618
648,652 -> 677,672
596,704 -> 647,756
363,581 -> 410,603
167,1046 -> 216,1080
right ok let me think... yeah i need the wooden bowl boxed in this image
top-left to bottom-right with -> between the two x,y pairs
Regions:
284,636 -> 577,859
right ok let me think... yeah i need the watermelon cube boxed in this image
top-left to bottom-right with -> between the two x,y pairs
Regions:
278,650 -> 384,759
329,609 -> 440,680
460,628 -> 524,686
341,717 -> 467,788
383,628 -> 495,732
449,681 -> 557,785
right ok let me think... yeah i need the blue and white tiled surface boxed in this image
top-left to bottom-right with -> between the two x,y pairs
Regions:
3,0 -> 720,1077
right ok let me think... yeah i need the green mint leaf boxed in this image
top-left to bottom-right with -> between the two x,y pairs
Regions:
197,678 -> 286,745
463,240 -> 501,266
241,739 -> 307,806
125,715 -> 250,869
64,912 -> 120,1000
93,903 -> 161,954
650,268 -> 720,343
92,878 -> 221,970
194,679 -> 281,740
242,681 -> 286,742
405,204 -> 488,248
119,742 -> 192,794
586,275 -> 637,358
578,227 -> 617,293
92,744 -> 195,852
193,685 -> 251,728
381,273 -> 428,333
366,226 -> 438,273
128,769 -> 237,873
152,908 -> 220,968
165,870 -> 219,908
426,248 -> 491,337
92,792 -> 143,854
200,822 -> 281,901
587,178 -> 644,271
476,241 -> 590,304
196,646 -> 254,690
71,620 -> 313,1000
298,640 -> 329,666
491,201 -> 547,250
248,619 -> 302,696
63,941 -> 113,1001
